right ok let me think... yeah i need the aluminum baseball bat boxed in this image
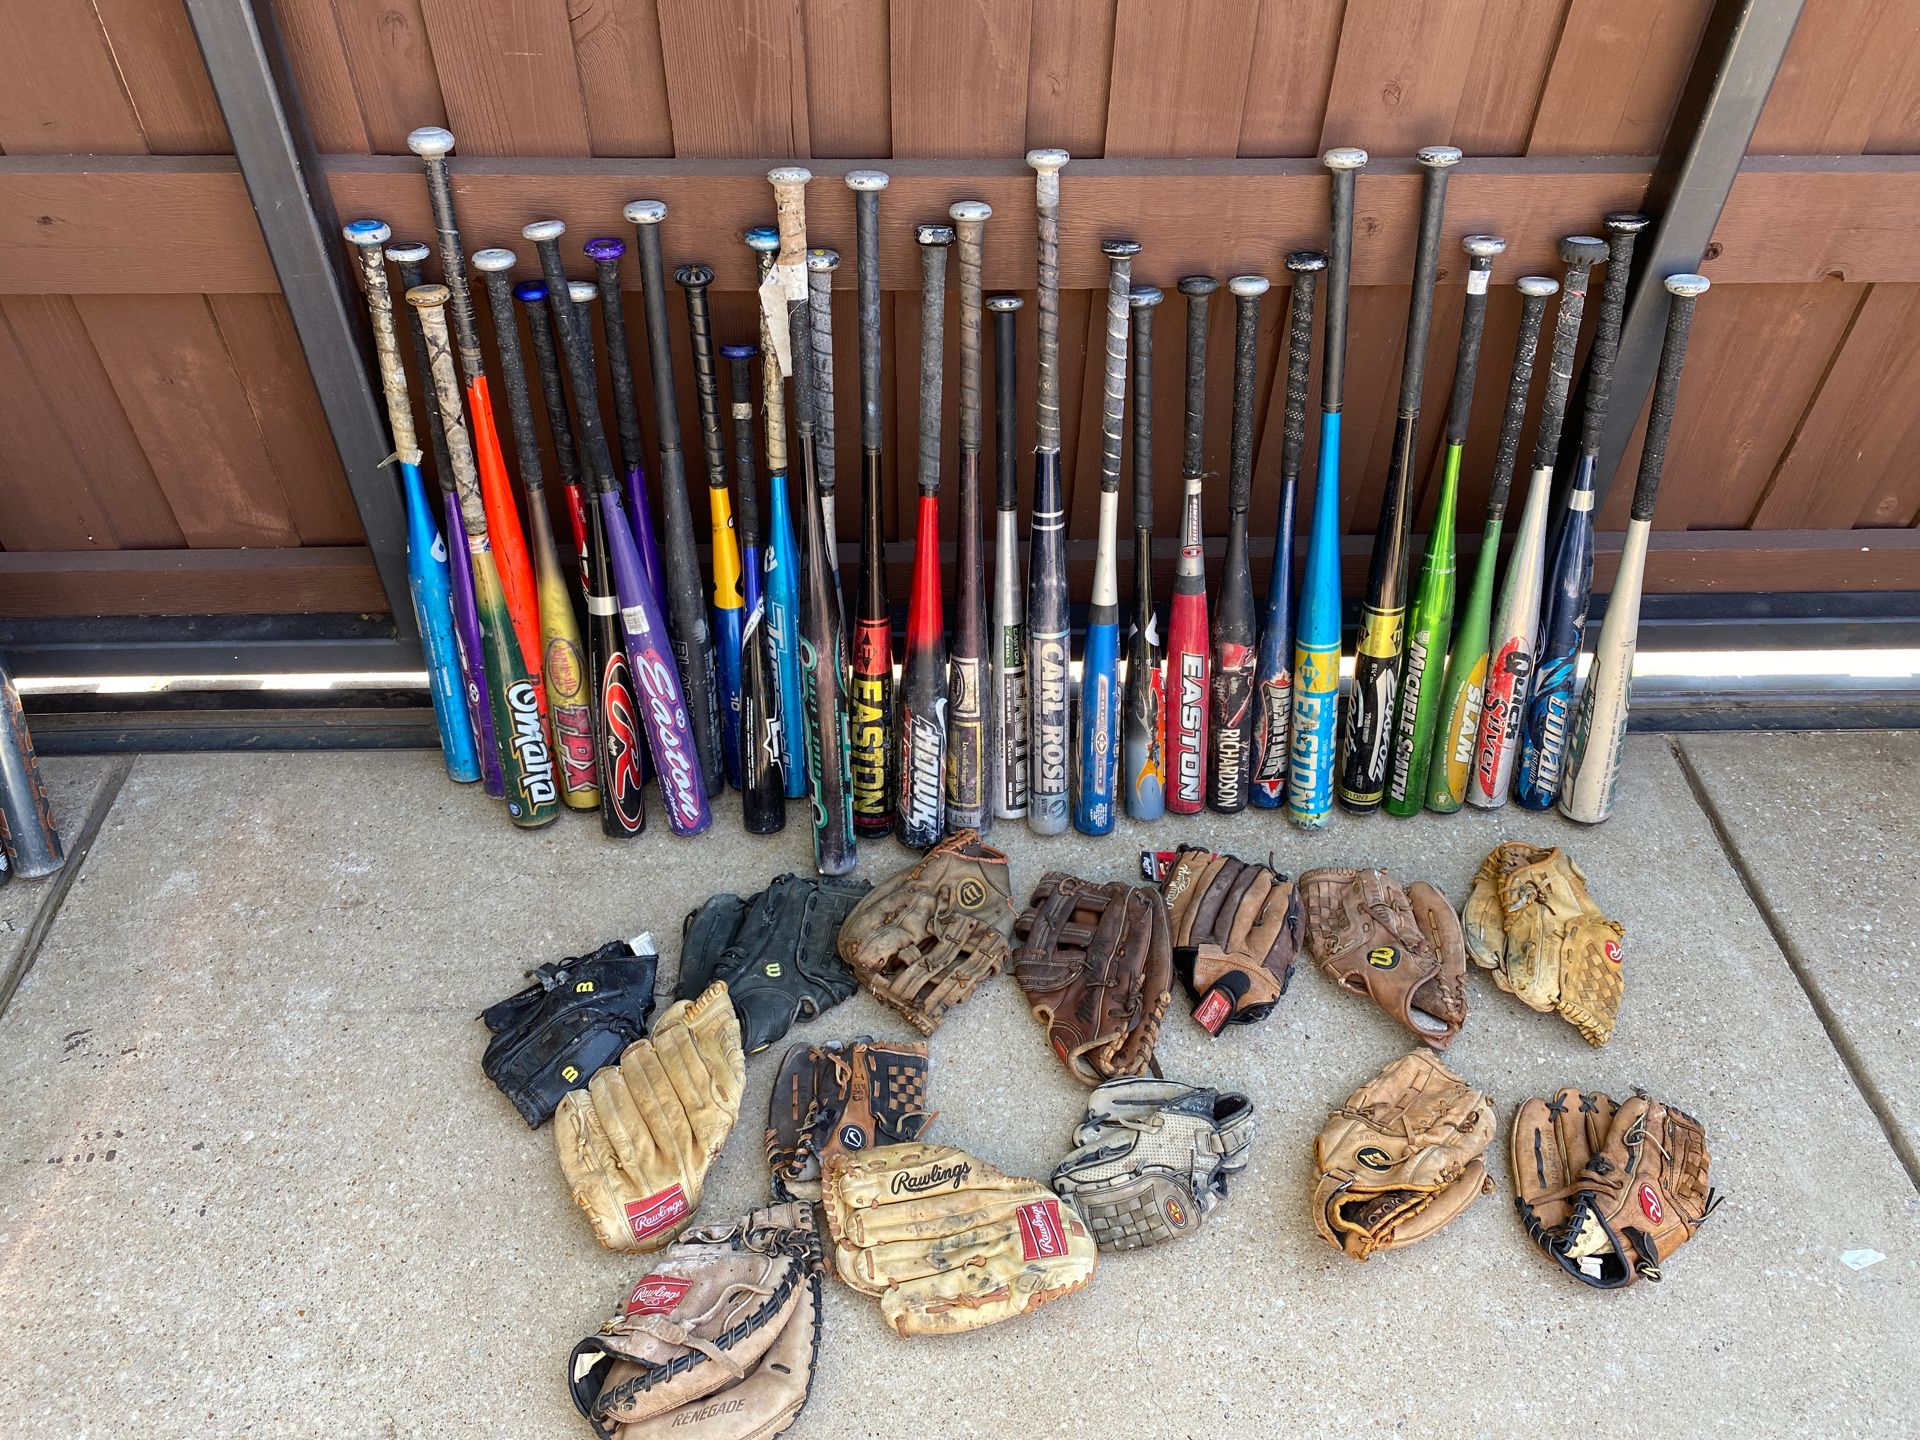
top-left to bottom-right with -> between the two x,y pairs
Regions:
948,200 -> 994,835
989,293 -> 1028,820
1123,282 -> 1166,822
1165,275 -> 1217,816
0,652 -> 61,878
1207,272 -> 1265,815
725,340 -> 788,834
582,237 -> 667,629
1025,147 -> 1072,836
846,172 -> 896,835
899,224 -> 953,849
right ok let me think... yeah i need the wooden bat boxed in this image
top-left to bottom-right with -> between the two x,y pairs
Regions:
1166,275 -> 1217,816
948,200 -> 994,835
1123,282 -> 1165,821
1207,273 -> 1266,815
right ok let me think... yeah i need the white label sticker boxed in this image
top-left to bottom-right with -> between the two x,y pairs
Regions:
1468,269 -> 1490,295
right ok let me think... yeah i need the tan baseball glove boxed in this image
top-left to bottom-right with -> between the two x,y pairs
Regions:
1156,847 -> 1302,1033
1464,842 -> 1625,1045
1300,867 -> 1468,1049
1013,873 -> 1173,1084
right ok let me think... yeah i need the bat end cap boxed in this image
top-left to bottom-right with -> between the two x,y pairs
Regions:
846,170 -> 890,191
1417,145 -> 1464,168
584,236 -> 626,262
1229,274 -> 1270,297
986,294 -> 1024,311
1286,250 -> 1327,273
522,219 -> 566,242
767,165 -> 812,186
1560,235 -> 1610,266
949,199 -> 992,222
676,261 -> 716,286
470,247 -> 516,272
720,342 -> 759,359
405,283 -> 450,308
624,199 -> 667,225
1102,239 -> 1143,259
1607,211 -> 1653,234
1462,234 -> 1507,258
744,226 -> 780,251
1026,148 -> 1070,173
1323,146 -> 1369,170
384,241 -> 430,264
512,280 -> 546,302
806,248 -> 841,271
1130,284 -> 1163,307
405,126 -> 454,158
567,280 -> 597,304
916,224 -> 955,246
1177,274 -> 1219,295
1517,275 -> 1560,298
1665,273 -> 1711,297
343,219 -> 390,246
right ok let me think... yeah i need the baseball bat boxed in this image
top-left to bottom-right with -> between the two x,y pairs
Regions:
1382,233 -> 1505,816
1207,273 -> 1266,814
1165,276 -> 1216,816
947,201 -> 994,835
1250,252 -> 1324,809
582,238 -> 667,628
1122,282 -> 1165,822
343,220 -> 480,786
725,340 -> 789,834
625,201 -> 724,798
1515,212 -> 1649,807
405,128 -> 545,726
407,284 -> 559,827
1425,274 -> 1556,812
0,652 -> 61,878
1559,274 -> 1709,823
989,294 -> 1029,821
391,241 -> 503,798
747,225 -> 809,801
1337,145 -> 1460,812
1025,148 -> 1072,837
769,166 -> 857,875
516,278 -> 589,590
1288,146 -> 1367,829
899,224 -> 953,849
1468,234 -> 1607,809
678,261 -> 747,791
473,248 -> 600,811
845,171 -> 895,836
806,248 -> 849,636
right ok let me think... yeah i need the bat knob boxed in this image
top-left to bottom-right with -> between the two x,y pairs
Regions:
1559,234 -> 1609,268
806,248 -> 841,271
385,241 -> 430,265
1178,275 -> 1219,296
1517,275 -> 1560,298
471,247 -> 516,273
949,199 -> 992,223
744,225 -> 780,253
405,126 -> 455,158
1287,250 -> 1327,273
512,280 -> 546,303
1417,145 -> 1464,169
567,279 -> 597,305
1026,148 -> 1070,174
624,199 -> 667,226
343,218 -> 390,247
1130,284 -> 1163,308
677,262 -> 716,288
1664,273 -> 1711,298
916,224 -> 955,247
1462,234 -> 1507,259
1322,146 -> 1369,170
522,219 -> 566,243
584,236 -> 626,263
1606,211 -> 1653,235
987,294 -> 1024,311
846,170 -> 890,191
1102,239 -> 1143,259
406,283 -> 450,309
720,342 -> 759,359
1229,274 -> 1270,298
767,165 -> 813,187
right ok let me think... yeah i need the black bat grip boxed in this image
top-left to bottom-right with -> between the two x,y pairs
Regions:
529,231 -> 620,494
1533,239 -> 1606,469
1130,292 -> 1157,531
991,298 -> 1020,509
725,349 -> 762,545
1631,282 -> 1705,522
854,186 -> 884,451
630,219 -> 685,454
1396,151 -> 1458,415
416,154 -> 484,378
1443,257 -> 1495,449
807,256 -> 839,496
916,227 -> 951,498
1322,154 -> 1365,412
787,299 -> 816,435
520,288 -> 583,490
1281,255 -> 1321,482
677,264 -> 730,491
477,265 -> 546,493
1578,214 -> 1648,456
588,249 -> 647,476
1098,245 -> 1137,498
1490,283 -> 1552,513
1178,276 -> 1216,477
1228,281 -> 1264,514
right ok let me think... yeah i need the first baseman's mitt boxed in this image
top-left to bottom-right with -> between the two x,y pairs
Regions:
1014,873 -> 1173,1084
821,1141 -> 1097,1336
1464,842 -> 1625,1046
766,1037 -> 936,1200
1051,1077 -> 1254,1250
555,981 -> 747,1252
1156,847 -> 1302,1033
568,1202 -> 823,1439
1511,1088 -> 1721,1289
1312,1050 -> 1495,1261
679,874 -> 871,1053
837,829 -> 1017,1034
1300,867 -> 1468,1049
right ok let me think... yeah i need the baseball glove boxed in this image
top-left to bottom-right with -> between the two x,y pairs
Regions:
1299,867 -> 1468,1049
1511,1088 -> 1721,1289
555,981 -> 747,1252
837,829 -> 1017,1034
567,1202 -> 823,1440
766,1037 -> 937,1201
1157,847 -> 1302,1033
1464,842 -> 1625,1046
1312,1050 -> 1496,1261
1013,874 -> 1173,1084
679,873 -> 872,1054
821,1141 -> 1098,1336
1051,1077 -> 1255,1250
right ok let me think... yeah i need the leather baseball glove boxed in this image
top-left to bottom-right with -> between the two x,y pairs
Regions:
821,1141 -> 1097,1336
1464,842 -> 1625,1046
1511,1088 -> 1722,1289
765,1037 -> 937,1201
1312,1050 -> 1496,1261
1051,1076 -> 1254,1250
1013,873 -> 1173,1084
1299,867 -> 1468,1049
679,873 -> 872,1054
1156,847 -> 1302,1034
567,1202 -> 823,1439
554,981 -> 747,1252
837,829 -> 1017,1034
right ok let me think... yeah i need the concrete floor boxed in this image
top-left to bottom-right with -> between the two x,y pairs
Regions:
0,734 -> 1914,1438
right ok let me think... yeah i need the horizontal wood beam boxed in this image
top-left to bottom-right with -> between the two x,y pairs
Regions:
0,547 -> 385,616
0,154 -> 1914,294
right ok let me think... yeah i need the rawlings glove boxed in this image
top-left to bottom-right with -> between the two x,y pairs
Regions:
1300,867 -> 1468,1049
1464,842 -> 1625,1045
837,829 -> 1016,1034
567,1202 -> 823,1440
821,1141 -> 1097,1336
1051,1077 -> 1254,1250
766,1037 -> 937,1201
679,874 -> 871,1053
555,982 -> 747,1252
1014,873 -> 1173,1085
1512,1088 -> 1721,1289
1156,847 -> 1302,1034
1312,1050 -> 1495,1261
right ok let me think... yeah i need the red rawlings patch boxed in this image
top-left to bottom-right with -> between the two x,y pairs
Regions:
1605,939 -> 1623,965
1193,989 -> 1231,1036
624,1274 -> 692,1317
1639,1184 -> 1664,1224
624,1184 -> 690,1243
1016,1198 -> 1068,1261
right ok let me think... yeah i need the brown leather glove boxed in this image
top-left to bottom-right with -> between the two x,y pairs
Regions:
1013,873 -> 1172,1085
1158,847 -> 1301,1034
765,1037 -> 936,1201
1299,867 -> 1467,1049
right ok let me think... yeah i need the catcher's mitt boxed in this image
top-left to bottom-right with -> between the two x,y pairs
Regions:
1511,1088 -> 1721,1289
1156,847 -> 1302,1033
1312,1050 -> 1495,1261
1013,873 -> 1173,1084
555,981 -> 747,1252
679,874 -> 872,1054
837,829 -> 1016,1034
1464,842 -> 1625,1046
1051,1077 -> 1254,1250
568,1203 -> 823,1440
1299,867 -> 1467,1049
766,1037 -> 937,1201
821,1141 -> 1097,1336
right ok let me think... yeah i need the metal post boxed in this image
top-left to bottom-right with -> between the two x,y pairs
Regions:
182,0 -> 418,642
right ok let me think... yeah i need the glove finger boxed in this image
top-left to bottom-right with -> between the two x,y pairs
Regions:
1222,867 -> 1275,955
555,1088 -> 635,1249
